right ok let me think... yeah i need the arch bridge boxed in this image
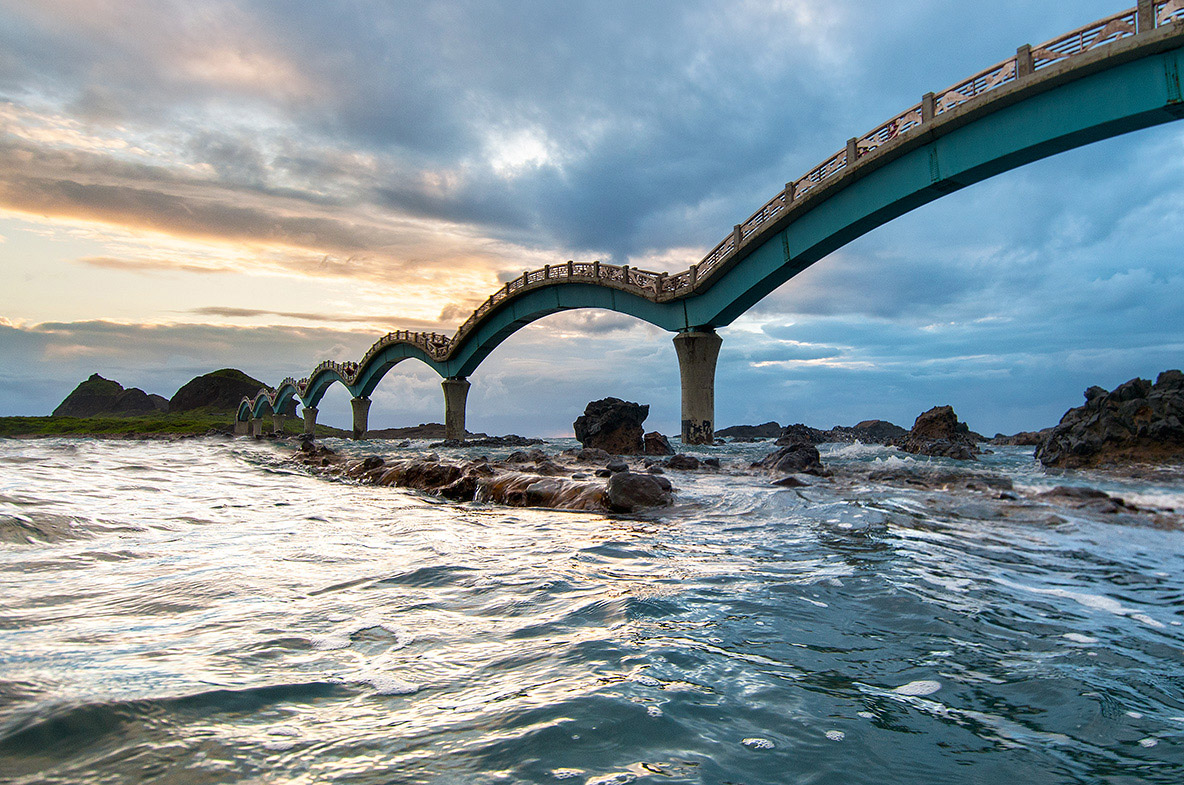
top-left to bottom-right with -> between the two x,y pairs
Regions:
238,2 -> 1184,442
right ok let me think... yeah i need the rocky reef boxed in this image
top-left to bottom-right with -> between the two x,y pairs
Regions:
1035,371 -> 1184,468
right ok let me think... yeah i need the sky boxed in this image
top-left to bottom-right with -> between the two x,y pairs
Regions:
1,0 -> 1182,437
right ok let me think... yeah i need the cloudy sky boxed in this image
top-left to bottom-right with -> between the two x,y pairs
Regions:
1,0 -> 1182,437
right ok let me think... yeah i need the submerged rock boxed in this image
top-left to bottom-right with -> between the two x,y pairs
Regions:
1035,371 -> 1184,468
573,398 -> 648,455
895,406 -> 980,460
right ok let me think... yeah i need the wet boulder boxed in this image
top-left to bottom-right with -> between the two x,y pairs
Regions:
756,441 -> 825,476
605,471 -> 673,512
573,398 -> 649,455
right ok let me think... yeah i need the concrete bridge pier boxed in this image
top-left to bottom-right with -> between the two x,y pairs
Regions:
234,419 -> 249,436
273,414 -> 287,435
351,397 -> 371,440
302,407 -> 318,435
673,329 -> 723,446
442,378 -> 471,442
250,417 -> 264,438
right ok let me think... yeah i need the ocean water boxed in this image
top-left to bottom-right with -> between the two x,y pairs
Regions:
1,436 -> 1183,784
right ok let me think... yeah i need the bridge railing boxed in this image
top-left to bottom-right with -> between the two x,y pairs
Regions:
1158,1 -> 1184,27
266,3 -> 1181,410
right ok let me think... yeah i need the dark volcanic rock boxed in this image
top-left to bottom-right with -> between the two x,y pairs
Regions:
896,406 -> 980,460
1035,371 -> 1184,468
605,471 -> 673,512
169,369 -> 268,413
715,421 -> 782,439
53,374 -> 167,417
573,398 -> 648,455
643,431 -> 675,456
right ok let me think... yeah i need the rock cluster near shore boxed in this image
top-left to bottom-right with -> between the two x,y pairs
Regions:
1036,371 -> 1184,468
293,439 -> 677,514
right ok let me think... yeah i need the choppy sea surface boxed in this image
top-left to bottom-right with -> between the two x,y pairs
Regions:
2,436 -> 1184,784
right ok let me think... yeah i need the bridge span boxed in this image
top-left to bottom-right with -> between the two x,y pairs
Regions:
238,2 -> 1184,443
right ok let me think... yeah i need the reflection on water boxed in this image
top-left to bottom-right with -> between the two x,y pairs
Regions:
1,436 -> 1182,783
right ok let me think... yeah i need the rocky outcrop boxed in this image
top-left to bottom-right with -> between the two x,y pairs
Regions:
169,369 -> 268,413
716,421 -> 782,440
643,431 -> 674,456
53,374 -> 168,417
894,406 -> 980,460
573,398 -> 648,455
1035,371 -> 1184,468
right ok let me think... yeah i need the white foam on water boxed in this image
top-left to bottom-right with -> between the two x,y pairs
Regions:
996,579 -> 1166,629
551,769 -> 583,780
741,737 -> 775,750
892,680 -> 942,696
1063,633 -> 1099,644
1127,711 -> 1144,719
1130,613 -> 1166,629
362,674 -> 421,695
825,730 -> 845,741
801,597 -> 829,608
267,725 -> 302,737
823,441 -> 896,460
1139,738 -> 1159,748
646,705 -> 663,717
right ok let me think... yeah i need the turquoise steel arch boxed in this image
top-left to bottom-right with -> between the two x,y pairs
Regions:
240,6 -> 1184,420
